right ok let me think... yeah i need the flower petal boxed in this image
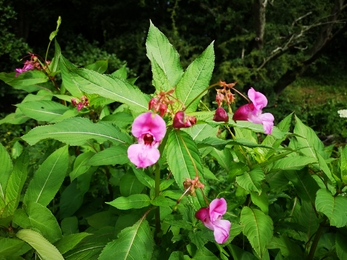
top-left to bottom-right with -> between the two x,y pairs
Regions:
213,219 -> 231,244
232,104 -> 254,121
248,87 -> 268,110
127,143 -> 160,168
131,112 -> 166,141
209,198 -> 227,222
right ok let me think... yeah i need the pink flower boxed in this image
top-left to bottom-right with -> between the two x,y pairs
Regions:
127,112 -> 166,168
15,62 -> 35,77
173,111 -> 197,128
195,198 -> 231,244
213,107 -> 229,123
233,88 -> 274,134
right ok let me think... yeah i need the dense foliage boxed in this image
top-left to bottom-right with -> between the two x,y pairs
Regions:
0,20 -> 347,260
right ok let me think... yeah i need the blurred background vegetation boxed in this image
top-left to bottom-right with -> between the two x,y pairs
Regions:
1,0 -> 346,140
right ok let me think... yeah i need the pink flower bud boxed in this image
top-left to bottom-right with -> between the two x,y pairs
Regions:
173,111 -> 197,128
216,93 -> 224,106
213,107 -> 229,123
148,98 -> 158,110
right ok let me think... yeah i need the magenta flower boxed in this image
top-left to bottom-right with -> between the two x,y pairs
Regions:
213,107 -> 229,123
195,198 -> 231,244
233,88 -> 274,134
15,62 -> 35,77
127,112 -> 166,168
173,111 -> 197,128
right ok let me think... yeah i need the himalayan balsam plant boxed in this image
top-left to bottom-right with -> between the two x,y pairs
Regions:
1,17 -> 347,260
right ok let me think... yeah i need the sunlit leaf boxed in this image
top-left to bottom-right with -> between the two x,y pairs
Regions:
22,117 -> 131,146
236,167 -> 265,194
107,194 -> 151,210
16,229 -> 64,260
88,146 -> 129,166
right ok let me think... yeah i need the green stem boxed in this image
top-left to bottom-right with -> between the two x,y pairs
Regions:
154,164 -> 161,242
307,220 -> 326,259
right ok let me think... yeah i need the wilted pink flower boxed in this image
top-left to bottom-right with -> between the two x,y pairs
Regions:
195,198 -> 231,244
233,87 -> 274,134
127,112 -> 166,168
173,111 -> 197,128
213,107 -> 229,123
15,62 -> 35,77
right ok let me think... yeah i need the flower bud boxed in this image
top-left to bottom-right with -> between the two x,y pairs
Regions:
213,107 -> 229,123
148,98 -> 158,110
216,93 -> 224,106
173,111 -> 197,128
159,103 -> 167,117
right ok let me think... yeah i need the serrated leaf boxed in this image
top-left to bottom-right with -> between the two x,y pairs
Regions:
16,100 -> 69,122
176,42 -> 214,112
23,145 -> 68,206
85,60 -> 108,73
272,156 -> 317,170
146,21 -> 183,91
0,111 -> 29,125
315,189 -> 347,227
54,232 -> 91,255
284,169 -> 319,204
166,130 -> 204,190
250,192 -> 269,214
240,207 -> 273,259
0,70 -> 49,92
14,202 -> 62,243
4,151 -> 29,216
99,218 -> 154,260
107,194 -> 151,210
236,167 -> 265,194
16,229 -> 64,260
0,143 -> 13,207
22,117 -> 131,146
60,56 -> 84,97
88,146 -> 129,166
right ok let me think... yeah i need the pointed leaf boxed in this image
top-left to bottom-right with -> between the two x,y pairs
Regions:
272,156 -> 317,170
107,194 -> 151,210
99,218 -> 154,260
0,143 -> 13,207
284,169 -> 319,204
13,202 -> 62,243
16,229 -> 64,260
23,146 -> 68,206
236,167 -> 265,194
85,60 -> 108,73
88,146 -> 129,166
54,232 -> 91,255
176,42 -> 214,112
166,130 -> 204,190
16,100 -> 69,122
146,21 -> 183,91
22,117 -> 131,146
240,207 -> 273,259
0,70 -> 49,92
60,56 -> 84,97
315,188 -> 347,227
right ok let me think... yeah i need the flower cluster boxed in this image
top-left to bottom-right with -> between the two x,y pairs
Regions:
15,53 -> 49,77
71,95 -> 89,111
127,112 -> 167,168
212,81 -> 236,123
195,198 -> 231,244
233,88 -> 274,134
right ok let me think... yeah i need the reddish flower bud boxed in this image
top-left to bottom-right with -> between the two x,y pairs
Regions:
173,111 -> 197,128
148,98 -> 158,110
213,107 -> 229,123
216,93 -> 224,106
159,103 -> 167,117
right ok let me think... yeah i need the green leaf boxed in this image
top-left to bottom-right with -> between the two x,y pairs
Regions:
315,189 -> 347,228
240,207 -> 273,259
107,194 -> 151,210
119,173 -> 145,197
284,169 -> 319,204
0,70 -> 49,92
54,232 -> 91,255
4,151 -> 29,216
0,237 -> 30,257
250,192 -> 269,214
69,151 -> 95,181
0,143 -> 13,207
49,16 -> 61,41
272,156 -> 317,170
146,21 -> 183,91
0,111 -> 29,125
22,117 -> 131,146
60,56 -> 84,97
336,232 -> 347,260
16,100 -> 69,122
292,200 -> 319,240
132,167 -> 155,188
166,130 -> 204,190
268,235 -> 304,257
13,202 -> 62,243
85,60 -> 108,73
16,229 -> 64,260
236,167 -> 265,194
88,146 -> 129,166
340,145 -> 347,184
23,145 -> 69,206
99,218 -> 154,260
176,42 -> 214,112
227,244 -> 258,260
